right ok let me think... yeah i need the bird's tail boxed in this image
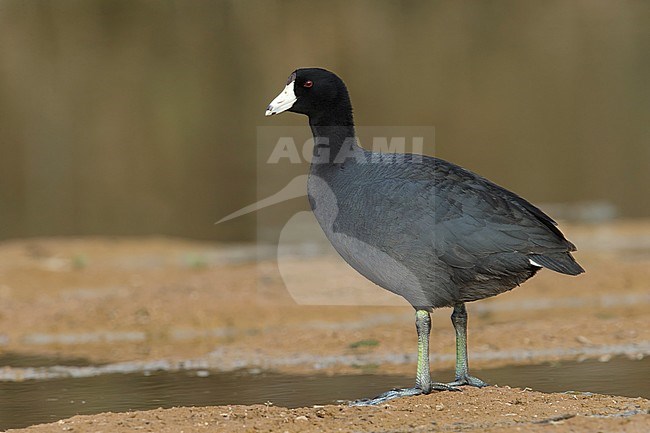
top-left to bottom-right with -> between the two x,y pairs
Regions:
529,253 -> 585,276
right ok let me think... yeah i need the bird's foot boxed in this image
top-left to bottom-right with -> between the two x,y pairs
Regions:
430,382 -> 462,392
350,387 -> 423,406
350,383 -> 460,406
446,374 -> 488,388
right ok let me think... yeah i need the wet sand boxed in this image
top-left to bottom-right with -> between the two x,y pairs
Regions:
1,220 -> 649,431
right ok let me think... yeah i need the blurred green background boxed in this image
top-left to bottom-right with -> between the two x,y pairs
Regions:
0,0 -> 648,241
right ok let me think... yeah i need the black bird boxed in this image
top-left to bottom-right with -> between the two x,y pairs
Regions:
265,68 -> 584,405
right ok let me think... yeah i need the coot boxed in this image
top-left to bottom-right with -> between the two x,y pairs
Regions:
265,68 -> 584,405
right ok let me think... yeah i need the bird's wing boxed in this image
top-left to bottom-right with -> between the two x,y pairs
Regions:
347,155 -> 578,273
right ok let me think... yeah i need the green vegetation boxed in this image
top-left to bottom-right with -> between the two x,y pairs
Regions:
349,339 -> 380,349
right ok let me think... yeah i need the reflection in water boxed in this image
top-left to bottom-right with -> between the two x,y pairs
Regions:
0,356 -> 647,430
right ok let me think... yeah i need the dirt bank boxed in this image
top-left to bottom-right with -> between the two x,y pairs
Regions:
7,387 -> 649,433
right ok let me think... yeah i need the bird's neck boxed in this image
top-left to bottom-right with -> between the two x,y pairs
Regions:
308,107 -> 358,166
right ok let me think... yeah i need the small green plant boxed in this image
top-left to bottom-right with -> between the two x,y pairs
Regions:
184,254 -> 208,269
72,254 -> 88,269
348,339 -> 380,349
351,363 -> 379,373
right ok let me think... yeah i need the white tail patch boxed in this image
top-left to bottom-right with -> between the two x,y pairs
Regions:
529,258 -> 543,267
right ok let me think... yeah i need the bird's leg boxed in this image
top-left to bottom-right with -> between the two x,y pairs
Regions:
350,309 -> 458,406
415,309 -> 433,393
446,303 -> 488,388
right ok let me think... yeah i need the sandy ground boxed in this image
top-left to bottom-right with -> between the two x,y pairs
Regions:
7,387 -> 650,433
1,219 -> 650,431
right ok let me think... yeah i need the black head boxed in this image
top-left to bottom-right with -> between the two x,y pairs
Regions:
265,68 -> 352,122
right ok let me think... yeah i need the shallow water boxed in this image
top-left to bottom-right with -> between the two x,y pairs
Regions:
0,356 -> 647,430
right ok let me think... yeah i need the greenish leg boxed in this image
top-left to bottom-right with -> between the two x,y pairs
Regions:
447,303 -> 488,388
414,309 -> 433,392
351,309 -> 459,406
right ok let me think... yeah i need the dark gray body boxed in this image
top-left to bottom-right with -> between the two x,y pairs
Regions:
308,147 -> 582,310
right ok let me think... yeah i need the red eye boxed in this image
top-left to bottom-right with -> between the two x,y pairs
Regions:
303,80 -> 313,88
